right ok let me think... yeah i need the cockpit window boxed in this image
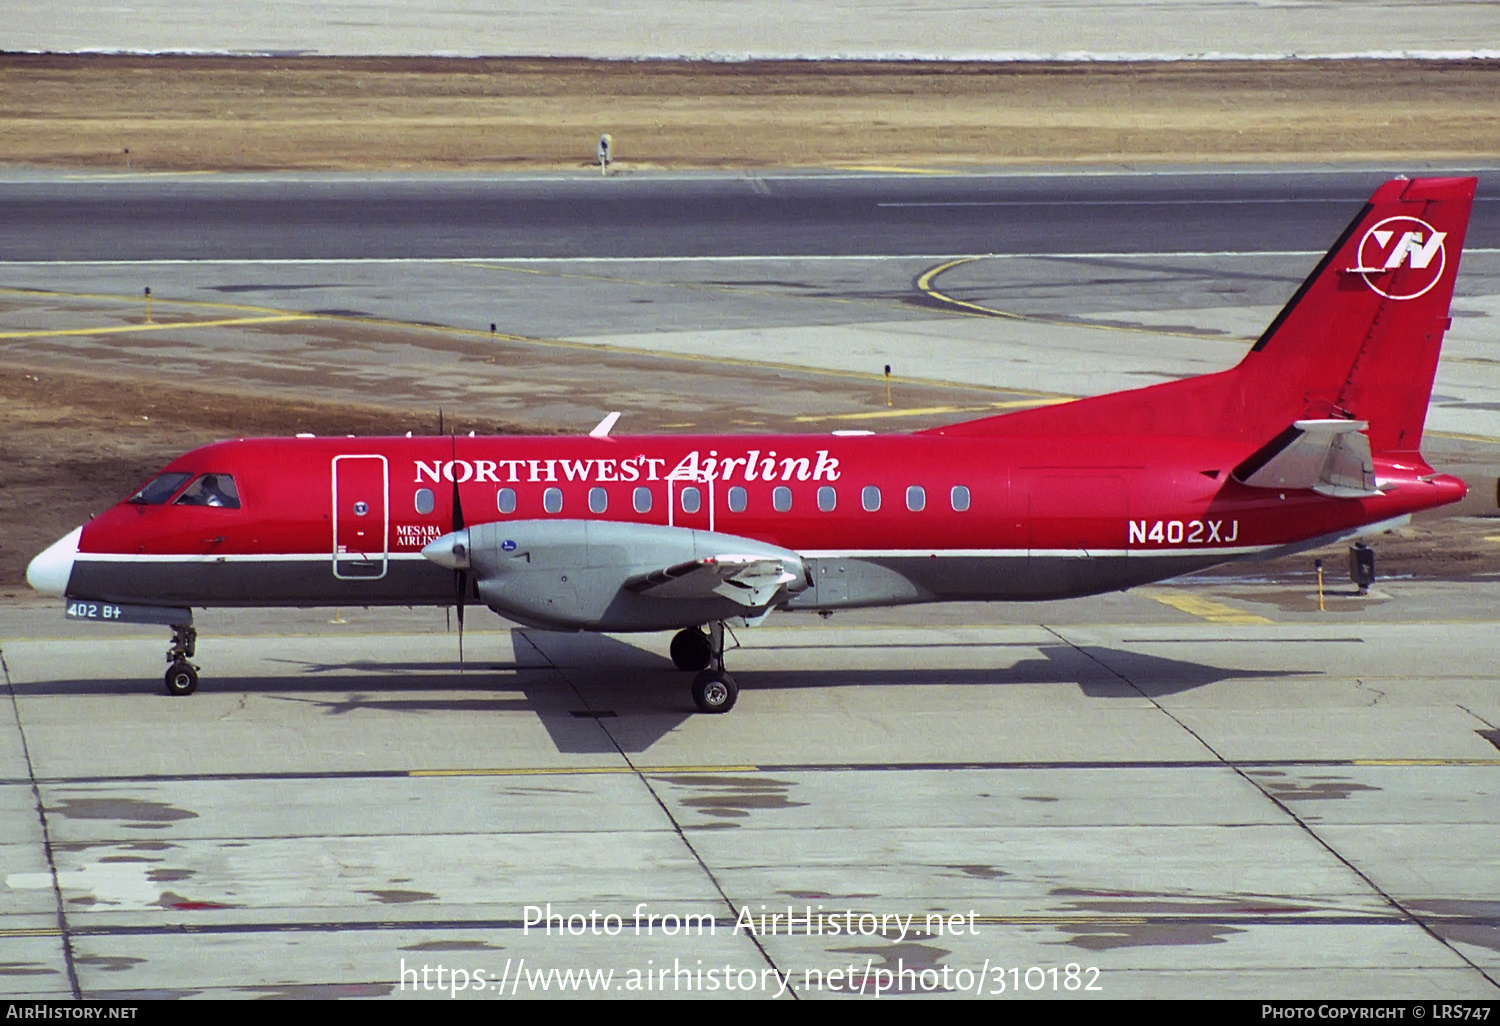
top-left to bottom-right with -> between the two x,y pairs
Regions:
128,472 -> 193,505
173,474 -> 241,509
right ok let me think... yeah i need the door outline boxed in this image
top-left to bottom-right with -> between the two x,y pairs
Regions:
332,454 -> 389,579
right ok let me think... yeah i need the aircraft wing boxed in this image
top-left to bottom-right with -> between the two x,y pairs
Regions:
1232,419 -> 1379,498
626,555 -> 802,608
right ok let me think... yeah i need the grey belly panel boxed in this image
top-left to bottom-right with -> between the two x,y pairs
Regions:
67,557 -> 453,607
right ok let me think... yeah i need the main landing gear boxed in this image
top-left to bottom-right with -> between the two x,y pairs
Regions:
671,622 -> 738,714
164,623 -> 199,696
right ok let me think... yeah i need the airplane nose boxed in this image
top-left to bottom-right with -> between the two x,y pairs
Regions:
26,526 -> 82,597
421,529 -> 471,571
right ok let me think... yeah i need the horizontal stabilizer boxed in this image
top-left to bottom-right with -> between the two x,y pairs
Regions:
627,555 -> 801,608
1233,419 -> 1378,497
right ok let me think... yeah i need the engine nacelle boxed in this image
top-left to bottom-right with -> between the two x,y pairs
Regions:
427,520 -> 806,631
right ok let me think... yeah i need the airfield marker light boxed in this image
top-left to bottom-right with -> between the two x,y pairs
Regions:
598,134 -> 613,176
1315,558 -> 1325,611
144,286 -> 152,324
885,364 -> 892,406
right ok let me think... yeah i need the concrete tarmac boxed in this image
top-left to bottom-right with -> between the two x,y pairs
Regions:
8,1 -> 1500,60
1,585 -> 1497,998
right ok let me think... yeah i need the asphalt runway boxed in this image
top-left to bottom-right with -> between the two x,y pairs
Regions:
5,168 -> 1500,260
2,167 -> 1498,998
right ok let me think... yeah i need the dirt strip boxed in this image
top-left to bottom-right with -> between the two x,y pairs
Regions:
2,55 -> 1498,171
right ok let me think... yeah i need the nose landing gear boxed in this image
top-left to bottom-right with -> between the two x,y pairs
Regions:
165,623 -> 199,696
686,621 -> 738,714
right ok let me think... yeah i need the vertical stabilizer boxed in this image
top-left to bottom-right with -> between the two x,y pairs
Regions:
1239,176 -> 1476,455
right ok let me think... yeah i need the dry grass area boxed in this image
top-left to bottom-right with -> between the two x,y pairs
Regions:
1,55 -> 1497,170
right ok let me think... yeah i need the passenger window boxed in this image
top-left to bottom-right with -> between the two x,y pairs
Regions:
174,474 -> 241,509
951,485 -> 971,512
128,471 -> 192,505
497,487 -> 517,514
906,485 -> 926,512
817,486 -> 836,512
773,486 -> 792,512
862,485 -> 881,512
633,486 -> 652,514
589,487 -> 607,514
415,488 -> 435,515
681,486 -> 701,514
727,486 -> 747,512
543,487 -> 563,514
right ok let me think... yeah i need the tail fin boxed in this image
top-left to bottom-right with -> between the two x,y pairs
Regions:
931,176 -> 1476,457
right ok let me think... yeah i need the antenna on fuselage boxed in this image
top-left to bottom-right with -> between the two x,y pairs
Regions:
590,411 -> 622,439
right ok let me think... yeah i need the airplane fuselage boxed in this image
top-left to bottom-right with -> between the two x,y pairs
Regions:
55,431 -> 1462,625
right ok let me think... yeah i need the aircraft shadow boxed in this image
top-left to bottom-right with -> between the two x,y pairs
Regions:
23,636 -> 1307,755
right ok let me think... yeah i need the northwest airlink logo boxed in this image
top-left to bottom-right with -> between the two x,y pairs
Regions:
1350,216 -> 1448,300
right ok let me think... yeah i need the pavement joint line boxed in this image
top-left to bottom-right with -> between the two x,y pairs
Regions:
0,645 -> 80,999
513,631 -> 797,999
10,757 -> 1497,788
44,910 -> 1458,941
411,765 -> 760,777
1051,623 -> 1500,990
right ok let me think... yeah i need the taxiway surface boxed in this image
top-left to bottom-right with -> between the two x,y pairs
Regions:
1,589 -> 1498,998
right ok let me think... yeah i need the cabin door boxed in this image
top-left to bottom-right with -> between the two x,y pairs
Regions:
332,455 -> 389,579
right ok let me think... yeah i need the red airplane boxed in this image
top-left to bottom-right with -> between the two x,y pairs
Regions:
27,176 -> 1476,713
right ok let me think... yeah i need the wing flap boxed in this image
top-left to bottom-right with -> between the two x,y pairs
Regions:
626,555 -> 802,608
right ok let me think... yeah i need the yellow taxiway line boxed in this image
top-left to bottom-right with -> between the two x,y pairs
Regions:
1141,589 -> 1274,625
0,314 -> 314,340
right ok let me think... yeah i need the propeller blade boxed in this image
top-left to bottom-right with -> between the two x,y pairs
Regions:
455,581 -> 465,665
449,431 -> 466,665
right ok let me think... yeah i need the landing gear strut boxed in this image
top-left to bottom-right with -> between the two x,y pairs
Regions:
164,623 -> 199,696
689,621 -> 738,714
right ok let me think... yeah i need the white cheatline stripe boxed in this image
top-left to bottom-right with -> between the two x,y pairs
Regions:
75,552 -> 430,563
76,545 -> 1273,564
